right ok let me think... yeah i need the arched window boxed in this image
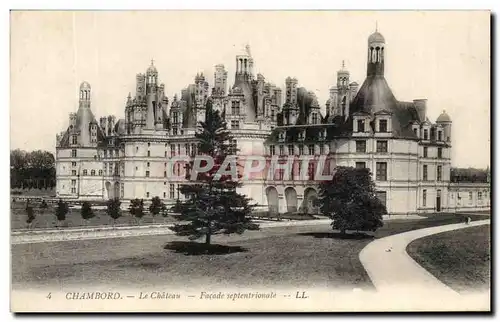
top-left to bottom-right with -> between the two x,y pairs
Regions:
98,170 -> 103,176
375,47 -> 380,62
91,170 -> 95,176
83,169 -> 87,176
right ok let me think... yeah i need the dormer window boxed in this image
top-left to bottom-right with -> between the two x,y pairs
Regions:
379,119 -> 388,132
298,130 -> 306,141
71,135 -> 77,145
438,131 -> 443,141
357,120 -> 365,133
319,128 -> 327,140
311,113 -> 318,124
423,129 -> 429,140
278,131 -> 285,142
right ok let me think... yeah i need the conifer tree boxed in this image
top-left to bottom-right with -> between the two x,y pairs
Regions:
169,99 -> 259,245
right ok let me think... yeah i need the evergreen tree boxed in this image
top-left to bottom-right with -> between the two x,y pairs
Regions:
81,201 -> 95,224
55,199 -> 68,228
149,196 -> 164,223
129,198 -> 145,224
169,99 -> 259,245
316,166 -> 385,235
106,198 -> 122,226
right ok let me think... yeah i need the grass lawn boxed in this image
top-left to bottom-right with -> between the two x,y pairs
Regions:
407,224 -> 491,294
11,213 -> 485,291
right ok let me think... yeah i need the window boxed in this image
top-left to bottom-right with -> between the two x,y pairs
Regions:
163,192 -> 166,198
164,171 -> 167,177
279,145 -> 284,156
423,147 -> 428,158
136,146 -> 139,153
121,184 -> 124,198
288,144 -> 294,155
147,162 -> 150,167
82,169 -> 87,176
231,120 -> 240,129
277,169 -> 284,181
308,144 -> 315,155
357,120 -> 365,132
231,101 -> 240,115
299,145 -> 304,155
71,135 -> 77,145
356,162 -> 366,169
376,140 -> 388,153
423,129 -> 429,140
423,165 -> 428,181
71,150 -> 77,158
437,165 -> 442,181
469,192 -> 473,204
146,171 -> 150,177
91,170 -> 95,176
311,113 -> 318,124
185,144 -> 190,156
438,131 -> 442,141
478,192 -> 482,201
177,144 -> 181,155
71,179 -> 76,186
173,128 -> 178,136
146,192 -> 150,198
319,145 -> 324,155
379,119 -> 388,132
413,128 -> 418,136
72,162 -> 77,167
147,150 -> 151,157
307,162 -> 315,180
356,140 -> 366,153
422,189 -> 427,207
98,170 -> 103,176
269,145 -> 275,155
171,145 -> 176,157
173,112 -> 179,124
72,170 -> 77,176
164,151 -> 167,157
438,148 -> 443,159
376,162 -> 387,181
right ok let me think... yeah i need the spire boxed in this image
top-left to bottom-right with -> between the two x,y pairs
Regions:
245,44 -> 252,57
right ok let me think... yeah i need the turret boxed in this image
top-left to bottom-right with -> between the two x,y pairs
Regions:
436,110 -> 452,143
367,27 -> 386,77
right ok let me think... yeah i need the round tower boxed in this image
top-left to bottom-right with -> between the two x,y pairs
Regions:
79,81 -> 91,108
436,110 -> 452,143
367,28 -> 386,77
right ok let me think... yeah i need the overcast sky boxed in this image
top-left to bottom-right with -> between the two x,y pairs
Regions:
10,11 -> 490,168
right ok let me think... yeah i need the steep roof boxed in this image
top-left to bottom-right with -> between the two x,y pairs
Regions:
59,105 -> 106,148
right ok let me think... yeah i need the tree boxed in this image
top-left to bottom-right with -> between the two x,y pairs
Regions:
26,205 -> 35,229
129,198 -> 145,225
106,198 -> 122,226
55,199 -> 69,228
149,196 -> 164,223
81,201 -> 95,225
316,166 -> 385,235
169,99 -> 259,246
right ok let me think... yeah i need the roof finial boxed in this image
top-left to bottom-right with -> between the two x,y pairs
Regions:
151,58 -> 154,66
245,43 -> 252,57
375,21 -> 378,32
342,60 -> 345,69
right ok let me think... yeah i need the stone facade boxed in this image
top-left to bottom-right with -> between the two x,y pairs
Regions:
55,31 -> 490,214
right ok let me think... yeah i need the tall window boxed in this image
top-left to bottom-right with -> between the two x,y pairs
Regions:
478,191 -> 483,201
71,135 -> 77,145
422,189 -> 427,207
308,144 -> 315,155
437,165 -> 442,181
423,129 -> 429,140
423,147 -> 428,158
279,145 -> 284,156
376,140 -> 388,153
91,170 -> 95,176
357,119 -> 365,132
319,145 -> 325,155
171,145 -> 176,157
438,148 -> 443,159
355,162 -> 366,169
299,145 -> 304,155
311,113 -> 318,124
307,162 -> 315,180
469,192 -> 473,204
231,101 -> 240,115
146,171 -> 150,177
72,162 -> 77,167
173,112 -> 179,124
147,150 -> 151,157
376,162 -> 387,181
356,140 -> 366,153
82,169 -> 87,176
98,169 -> 103,176
423,165 -> 428,181
72,170 -> 77,176
170,184 -> 175,199
379,119 -> 388,132
438,131 -> 442,141
269,145 -> 275,155
288,144 -> 294,155
71,149 -> 77,158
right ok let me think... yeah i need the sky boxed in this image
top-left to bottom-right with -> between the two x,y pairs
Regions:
10,10 -> 490,168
